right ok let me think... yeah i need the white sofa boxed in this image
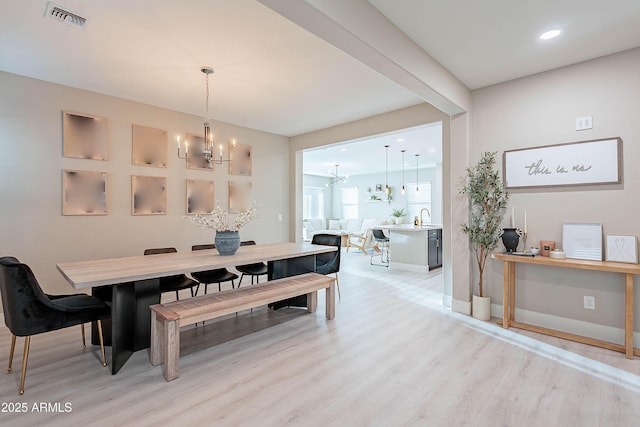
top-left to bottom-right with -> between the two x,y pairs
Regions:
303,218 -> 386,252
302,218 -> 362,241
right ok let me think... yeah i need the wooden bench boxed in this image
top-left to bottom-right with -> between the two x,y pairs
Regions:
149,272 -> 336,381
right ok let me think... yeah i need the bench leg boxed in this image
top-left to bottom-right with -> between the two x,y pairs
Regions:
163,319 -> 180,381
307,291 -> 318,313
326,281 -> 335,320
150,310 -> 162,366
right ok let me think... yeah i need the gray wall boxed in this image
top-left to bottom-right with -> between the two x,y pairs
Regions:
471,48 -> 640,341
0,71 -> 290,297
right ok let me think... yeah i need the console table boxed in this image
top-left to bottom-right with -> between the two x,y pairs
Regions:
57,242 -> 336,374
491,252 -> 639,359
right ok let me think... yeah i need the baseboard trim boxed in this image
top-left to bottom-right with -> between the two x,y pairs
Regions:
442,294 -> 452,308
490,303 -> 640,347
452,298 -> 471,315
389,262 -> 426,273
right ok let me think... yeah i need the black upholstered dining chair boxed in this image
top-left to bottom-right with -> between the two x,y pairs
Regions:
191,244 -> 238,293
236,241 -> 268,287
0,256 -> 110,395
143,248 -> 199,299
370,228 -> 390,267
311,233 -> 342,299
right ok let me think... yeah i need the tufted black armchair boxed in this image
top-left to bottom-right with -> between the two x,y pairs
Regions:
311,234 -> 342,299
0,256 -> 110,395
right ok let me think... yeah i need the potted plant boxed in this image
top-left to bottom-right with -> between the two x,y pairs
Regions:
391,208 -> 406,225
459,152 -> 510,320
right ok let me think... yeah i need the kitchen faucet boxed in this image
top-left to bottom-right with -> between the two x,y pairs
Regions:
418,208 -> 431,226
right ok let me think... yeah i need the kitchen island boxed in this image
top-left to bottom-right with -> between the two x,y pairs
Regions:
376,224 -> 443,272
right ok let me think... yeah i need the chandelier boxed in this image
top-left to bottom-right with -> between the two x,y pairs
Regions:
326,164 -> 348,187
177,66 -> 231,165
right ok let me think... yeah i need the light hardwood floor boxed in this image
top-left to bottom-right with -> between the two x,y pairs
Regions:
1,251 -> 639,426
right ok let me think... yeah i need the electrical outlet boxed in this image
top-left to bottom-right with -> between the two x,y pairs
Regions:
584,295 -> 595,310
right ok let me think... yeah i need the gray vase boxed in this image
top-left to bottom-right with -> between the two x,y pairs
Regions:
214,231 -> 240,256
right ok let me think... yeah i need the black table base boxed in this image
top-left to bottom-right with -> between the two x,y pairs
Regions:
92,254 -> 316,375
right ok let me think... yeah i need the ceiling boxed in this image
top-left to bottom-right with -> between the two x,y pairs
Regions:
303,122 -> 442,178
1,0 -> 638,137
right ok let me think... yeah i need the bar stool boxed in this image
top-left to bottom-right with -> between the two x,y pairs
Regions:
370,229 -> 389,267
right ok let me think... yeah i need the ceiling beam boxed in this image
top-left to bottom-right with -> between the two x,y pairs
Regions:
258,0 -> 470,115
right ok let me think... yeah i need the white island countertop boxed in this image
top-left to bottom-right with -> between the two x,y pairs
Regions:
375,224 -> 442,231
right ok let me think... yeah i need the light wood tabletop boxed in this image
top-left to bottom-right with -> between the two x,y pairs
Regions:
57,242 -> 337,289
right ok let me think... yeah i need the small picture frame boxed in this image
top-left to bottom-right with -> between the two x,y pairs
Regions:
562,222 -> 603,261
375,184 -> 383,192
605,235 -> 638,264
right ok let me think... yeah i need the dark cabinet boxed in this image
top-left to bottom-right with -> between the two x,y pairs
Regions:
428,228 -> 442,270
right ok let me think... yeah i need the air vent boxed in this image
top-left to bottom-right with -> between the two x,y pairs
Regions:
44,2 -> 88,28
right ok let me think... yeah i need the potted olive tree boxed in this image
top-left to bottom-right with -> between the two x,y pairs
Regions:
460,151 -> 509,320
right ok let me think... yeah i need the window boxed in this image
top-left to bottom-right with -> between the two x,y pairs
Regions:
340,187 -> 358,219
406,181 -> 432,224
303,186 -> 325,219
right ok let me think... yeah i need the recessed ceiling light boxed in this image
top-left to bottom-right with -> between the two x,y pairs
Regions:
427,148 -> 437,153
340,148 -> 348,152
540,30 -> 561,40
396,138 -> 405,142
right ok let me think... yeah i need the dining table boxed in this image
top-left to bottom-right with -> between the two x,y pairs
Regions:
56,242 -> 337,374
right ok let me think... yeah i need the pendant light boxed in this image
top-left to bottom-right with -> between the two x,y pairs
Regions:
384,145 -> 390,195
415,154 -> 420,191
401,149 -> 406,195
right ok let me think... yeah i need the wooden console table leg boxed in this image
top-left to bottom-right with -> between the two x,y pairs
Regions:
625,273 -> 634,359
509,262 -> 516,322
503,261 -> 510,328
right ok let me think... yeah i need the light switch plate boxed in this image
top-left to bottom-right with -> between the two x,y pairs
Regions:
576,116 -> 593,131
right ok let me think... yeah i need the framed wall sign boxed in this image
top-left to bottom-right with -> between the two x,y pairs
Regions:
503,137 -> 622,189
605,235 -> 638,264
562,222 -> 602,261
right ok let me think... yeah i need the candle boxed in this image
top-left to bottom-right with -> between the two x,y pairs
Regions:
176,135 -> 180,148
524,211 -> 527,234
511,207 -> 515,228
232,138 -> 237,147
219,144 -> 223,158
185,141 -> 189,154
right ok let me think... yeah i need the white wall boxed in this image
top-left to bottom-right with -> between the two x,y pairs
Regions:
327,168 -> 440,222
302,174 -> 333,218
0,71 -> 290,297
471,48 -> 640,338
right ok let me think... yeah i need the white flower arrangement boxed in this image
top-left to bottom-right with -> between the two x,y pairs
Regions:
182,202 -> 256,232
